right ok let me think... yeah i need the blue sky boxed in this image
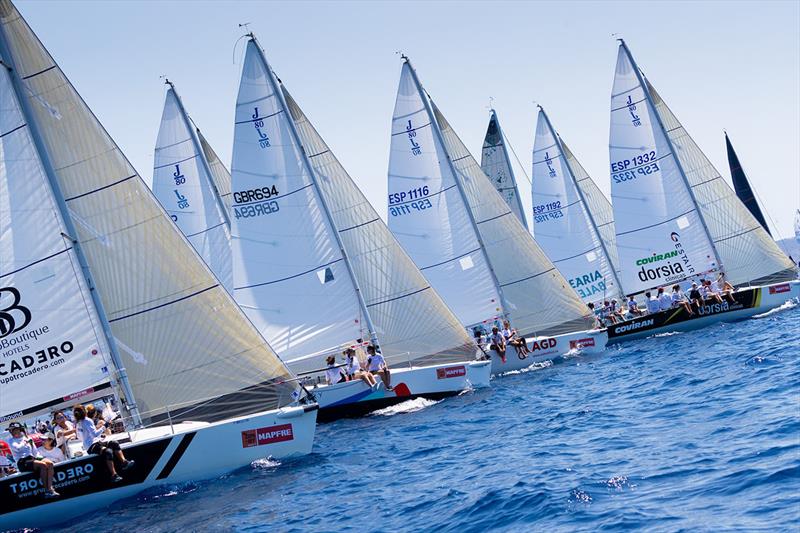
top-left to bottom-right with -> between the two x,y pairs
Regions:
17,0 -> 800,238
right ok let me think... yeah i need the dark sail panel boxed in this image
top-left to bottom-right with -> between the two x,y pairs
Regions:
726,132 -> 772,237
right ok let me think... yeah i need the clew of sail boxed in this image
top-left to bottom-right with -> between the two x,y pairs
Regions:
387,62 -> 502,331
481,111 -> 528,229
532,109 -> 625,304
152,85 -> 232,292
283,88 -> 477,367
198,128 -> 233,215
725,132 -> 771,238
432,104 -> 594,336
231,40 -> 364,368
610,44 -> 720,295
648,82 -> 795,286
0,1 -> 296,424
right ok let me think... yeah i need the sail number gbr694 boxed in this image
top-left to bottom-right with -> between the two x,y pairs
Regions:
233,185 -> 280,219
611,150 -> 660,183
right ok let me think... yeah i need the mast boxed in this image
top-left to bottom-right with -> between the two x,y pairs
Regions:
540,106 -> 626,298
725,131 -> 771,237
249,34 -> 379,348
619,39 -> 724,275
404,56 -> 512,320
490,109 -> 529,230
0,35 -> 142,427
166,79 -> 232,229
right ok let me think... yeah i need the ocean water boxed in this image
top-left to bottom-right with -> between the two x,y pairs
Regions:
66,304 -> 799,532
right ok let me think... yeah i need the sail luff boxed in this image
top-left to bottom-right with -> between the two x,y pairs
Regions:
725,132 -> 771,237
541,107 -> 626,299
0,29 -> 141,425
619,39 -> 724,273
489,109 -> 528,230
197,128 -> 233,213
404,58 -> 512,319
169,81 -> 232,230
250,35 -> 379,346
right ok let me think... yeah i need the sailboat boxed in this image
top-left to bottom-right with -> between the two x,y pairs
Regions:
531,107 -> 626,306
0,1 -> 316,528
226,36 -> 490,421
387,58 -> 605,374
606,40 -> 799,342
152,81 -> 232,291
725,132 -> 771,237
480,109 -> 528,229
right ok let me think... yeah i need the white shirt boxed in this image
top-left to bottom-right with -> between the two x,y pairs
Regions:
658,293 -> 672,311
646,297 -> 661,314
710,280 -> 721,293
38,445 -> 65,463
54,420 -> 75,448
76,418 -> 104,449
671,291 -> 685,305
489,332 -> 505,348
501,328 -> 514,341
699,285 -> 709,298
8,435 -> 36,462
345,355 -> 361,375
368,353 -> 386,372
325,365 -> 344,385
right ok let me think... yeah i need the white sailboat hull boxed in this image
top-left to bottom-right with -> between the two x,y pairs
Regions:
309,359 -> 492,422
488,329 -> 608,375
607,281 -> 800,343
0,404 -> 318,530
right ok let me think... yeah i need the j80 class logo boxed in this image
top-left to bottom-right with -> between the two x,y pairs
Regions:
0,287 -> 32,338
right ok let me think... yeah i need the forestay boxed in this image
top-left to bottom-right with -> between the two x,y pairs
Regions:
284,88 -> 476,368
609,44 -> 719,295
0,61 -> 112,420
0,1 -> 296,425
481,111 -> 528,229
433,104 -> 594,336
231,40 -> 364,366
647,82 -> 795,286
152,86 -> 232,291
532,109 -> 624,304
387,62 -> 502,331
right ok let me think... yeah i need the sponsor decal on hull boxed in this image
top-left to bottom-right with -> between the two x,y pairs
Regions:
241,424 -> 294,448
436,366 -> 466,379
769,283 -> 791,295
569,338 -> 596,350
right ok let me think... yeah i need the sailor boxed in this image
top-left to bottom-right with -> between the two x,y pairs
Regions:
502,320 -> 529,357
627,295 -> 643,317
602,301 -> 618,324
367,345 -> 392,391
38,432 -> 66,464
609,299 -> 626,322
713,273 -> 736,303
657,287 -> 672,311
671,284 -> 694,315
688,282 -> 704,308
645,291 -> 661,314
74,404 -> 134,483
6,421 -> 59,498
587,302 -> 604,328
325,355 -> 347,385
344,348 -> 377,387
489,326 -> 507,363
702,279 -> 723,304
52,411 -> 77,455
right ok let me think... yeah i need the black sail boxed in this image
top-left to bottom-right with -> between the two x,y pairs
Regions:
725,132 -> 772,237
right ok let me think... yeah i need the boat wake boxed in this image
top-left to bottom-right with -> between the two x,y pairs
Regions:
753,299 -> 798,319
499,359 -> 553,376
370,398 -> 441,416
653,331 -> 682,337
251,458 -> 282,469
139,482 -> 198,501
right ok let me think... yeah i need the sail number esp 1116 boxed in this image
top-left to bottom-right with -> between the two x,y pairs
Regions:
389,186 -> 432,217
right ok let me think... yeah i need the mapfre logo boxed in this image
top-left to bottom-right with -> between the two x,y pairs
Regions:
569,338 -> 596,350
436,365 -> 466,379
0,287 -> 32,339
241,424 -> 294,448
769,284 -> 791,295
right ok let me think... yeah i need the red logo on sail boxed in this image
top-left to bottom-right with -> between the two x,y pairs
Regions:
241,424 -> 294,448
769,284 -> 791,294
436,366 -> 466,379
570,338 -> 595,349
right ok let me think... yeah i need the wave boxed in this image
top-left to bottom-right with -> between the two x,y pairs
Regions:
369,397 -> 441,416
753,299 -> 798,319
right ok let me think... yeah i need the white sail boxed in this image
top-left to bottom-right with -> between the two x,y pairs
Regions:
198,128 -> 233,214
231,40 -> 364,365
646,81 -> 796,286
152,85 -> 232,291
284,88 -> 477,367
795,210 -> 800,245
0,60 -> 112,419
481,110 -> 528,229
532,109 -> 624,303
609,44 -> 720,295
432,103 -> 594,336
0,1 -> 297,424
387,62 -> 503,330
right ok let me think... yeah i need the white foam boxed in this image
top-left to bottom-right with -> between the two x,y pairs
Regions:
251,458 -> 282,469
499,359 -> 553,376
653,331 -> 681,337
753,299 -> 798,319
369,397 -> 441,416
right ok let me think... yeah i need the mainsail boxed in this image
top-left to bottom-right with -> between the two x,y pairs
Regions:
725,132 -> 771,237
481,110 -> 528,229
0,0 -> 296,425
232,39 -> 476,373
152,83 -> 232,291
610,40 -> 795,291
532,108 -> 625,303
388,59 -> 594,336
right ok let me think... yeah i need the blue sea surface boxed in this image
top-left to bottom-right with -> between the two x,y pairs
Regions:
70,304 -> 799,532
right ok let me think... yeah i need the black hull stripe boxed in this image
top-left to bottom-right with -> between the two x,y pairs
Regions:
156,432 -> 196,480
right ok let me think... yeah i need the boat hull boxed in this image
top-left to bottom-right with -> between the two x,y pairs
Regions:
0,404 -> 318,530
607,281 -> 800,343
488,328 -> 608,375
311,359 -> 492,422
